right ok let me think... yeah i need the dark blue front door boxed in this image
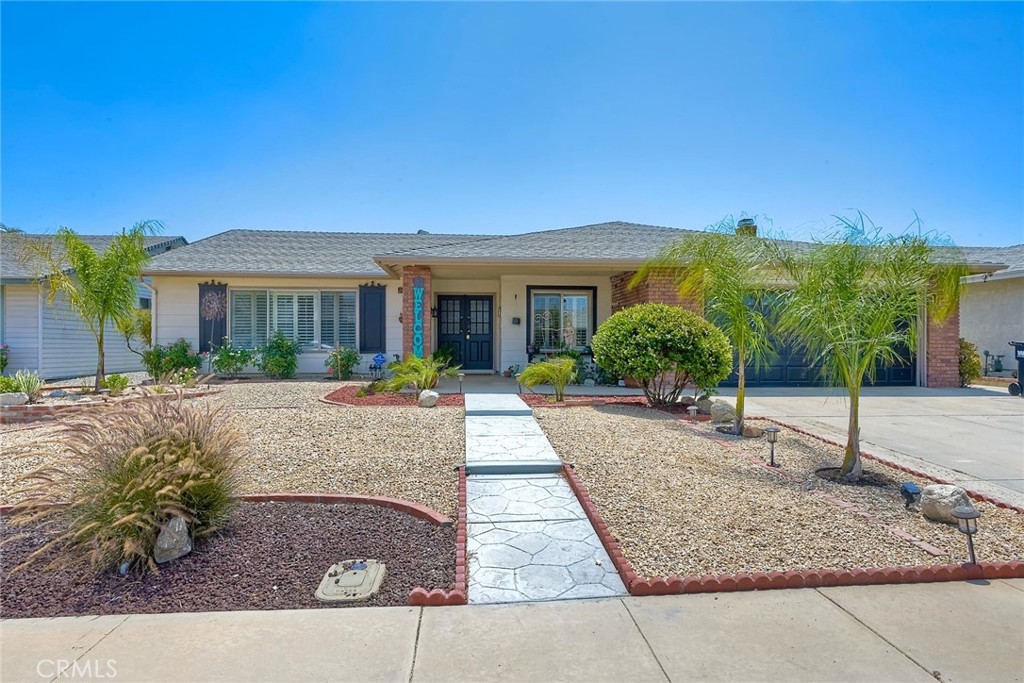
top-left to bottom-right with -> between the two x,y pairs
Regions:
437,295 -> 494,371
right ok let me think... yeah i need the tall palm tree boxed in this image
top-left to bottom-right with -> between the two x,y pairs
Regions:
27,221 -> 161,390
770,213 -> 965,481
635,217 -> 775,434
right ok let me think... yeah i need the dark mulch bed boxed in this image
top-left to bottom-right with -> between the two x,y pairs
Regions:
1,502 -> 455,618
518,393 -> 704,416
323,385 -> 465,407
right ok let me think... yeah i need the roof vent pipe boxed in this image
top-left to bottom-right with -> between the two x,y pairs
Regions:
736,218 -> 758,237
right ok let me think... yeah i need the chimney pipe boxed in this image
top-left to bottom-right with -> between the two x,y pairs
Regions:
736,218 -> 758,237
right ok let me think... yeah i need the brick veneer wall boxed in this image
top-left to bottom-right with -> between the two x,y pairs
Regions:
401,266 -> 433,358
611,270 -> 700,313
926,305 -> 961,388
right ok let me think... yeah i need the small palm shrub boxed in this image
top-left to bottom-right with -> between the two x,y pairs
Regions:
958,338 -> 982,387
7,394 -> 243,574
591,304 -> 733,407
13,369 -> 44,403
100,373 -> 130,397
211,338 -> 254,378
256,331 -> 301,379
518,357 -> 577,402
143,338 -> 202,379
380,354 -> 460,392
325,347 -> 361,379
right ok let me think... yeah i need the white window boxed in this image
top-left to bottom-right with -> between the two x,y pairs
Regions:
229,289 -> 355,350
531,290 -> 593,351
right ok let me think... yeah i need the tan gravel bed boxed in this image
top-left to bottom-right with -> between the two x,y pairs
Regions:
535,406 -> 1024,579
1,381 -> 464,518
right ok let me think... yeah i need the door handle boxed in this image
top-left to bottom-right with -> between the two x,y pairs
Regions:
466,334 -> 471,340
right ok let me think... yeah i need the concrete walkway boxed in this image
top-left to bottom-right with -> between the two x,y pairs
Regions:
735,386 -> 1024,505
4,580 -> 1021,683
463,394 -> 626,604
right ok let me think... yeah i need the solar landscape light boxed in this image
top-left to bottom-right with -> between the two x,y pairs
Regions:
899,482 -> 921,509
686,405 -> 699,421
951,504 -> 981,565
458,372 -> 465,394
764,426 -> 781,467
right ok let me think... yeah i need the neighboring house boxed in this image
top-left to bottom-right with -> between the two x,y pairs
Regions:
142,221 -> 1007,388
959,243 -> 1024,373
0,233 -> 188,380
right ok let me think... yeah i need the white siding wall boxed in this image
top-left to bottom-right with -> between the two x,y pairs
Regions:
151,275 -> 403,375
497,275 -> 613,372
961,277 -> 1024,362
40,290 -> 145,380
2,285 -> 40,375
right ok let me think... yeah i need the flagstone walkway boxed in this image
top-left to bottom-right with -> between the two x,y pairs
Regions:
463,395 -> 626,604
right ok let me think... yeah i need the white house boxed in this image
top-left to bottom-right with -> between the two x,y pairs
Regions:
959,243 -> 1024,374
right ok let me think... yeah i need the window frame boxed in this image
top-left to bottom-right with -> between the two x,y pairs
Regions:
525,285 -> 598,353
228,287 -> 359,351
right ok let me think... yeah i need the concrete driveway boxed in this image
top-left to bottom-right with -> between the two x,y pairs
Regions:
717,386 -> 1024,506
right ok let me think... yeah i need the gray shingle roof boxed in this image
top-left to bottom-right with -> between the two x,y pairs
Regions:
1,233 -> 187,281
142,229 -> 491,277
379,221 -> 699,262
959,244 -> 1024,272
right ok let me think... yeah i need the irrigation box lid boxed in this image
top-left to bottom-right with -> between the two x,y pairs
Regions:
314,559 -> 387,602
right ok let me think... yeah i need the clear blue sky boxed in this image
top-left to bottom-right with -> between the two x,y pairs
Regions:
2,2 -> 1022,246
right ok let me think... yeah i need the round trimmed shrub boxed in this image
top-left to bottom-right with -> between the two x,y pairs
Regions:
591,303 -> 732,407
8,395 -> 243,574
958,338 -> 982,387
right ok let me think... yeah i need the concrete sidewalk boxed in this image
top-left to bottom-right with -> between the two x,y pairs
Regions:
3,580 -> 1022,683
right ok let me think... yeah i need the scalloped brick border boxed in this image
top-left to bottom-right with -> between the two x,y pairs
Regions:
0,492 -> 453,527
759,417 -> 1024,514
409,466 -> 468,606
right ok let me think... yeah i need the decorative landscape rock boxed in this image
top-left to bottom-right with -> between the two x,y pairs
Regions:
742,425 -> 764,438
920,484 -> 972,524
696,398 -> 714,415
0,392 -> 29,406
47,389 -> 68,399
418,389 -> 440,408
583,378 -> 596,387
154,516 -> 192,564
710,400 -> 736,424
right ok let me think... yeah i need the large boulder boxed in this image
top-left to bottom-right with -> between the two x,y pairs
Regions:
0,392 -> 28,406
696,398 -> 714,415
920,484 -> 972,524
418,389 -> 440,408
710,400 -> 736,424
154,516 -> 192,564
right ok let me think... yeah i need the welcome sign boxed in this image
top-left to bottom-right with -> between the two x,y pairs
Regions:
412,276 -> 425,357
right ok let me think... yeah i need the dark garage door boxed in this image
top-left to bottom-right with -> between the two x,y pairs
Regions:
718,300 -> 917,388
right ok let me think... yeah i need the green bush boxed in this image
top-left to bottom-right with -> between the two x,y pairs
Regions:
325,347 -> 361,380
143,339 -> 203,379
518,357 -> 577,402
380,354 -> 460,392
13,370 -> 44,403
211,338 -> 254,378
0,375 -> 18,393
100,373 -> 130,397
958,338 -> 983,387
591,303 -> 732,407
256,331 -> 302,379
7,395 -> 243,574
0,343 -> 9,373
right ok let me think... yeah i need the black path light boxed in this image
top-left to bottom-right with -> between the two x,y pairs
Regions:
458,372 -> 465,395
951,504 -> 981,565
764,426 -> 781,467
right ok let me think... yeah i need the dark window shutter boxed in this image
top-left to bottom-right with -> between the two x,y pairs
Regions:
199,281 -> 228,353
359,284 -> 386,354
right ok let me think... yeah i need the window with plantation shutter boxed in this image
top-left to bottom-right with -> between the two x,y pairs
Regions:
230,289 -> 356,350
319,291 -> 357,349
273,294 -> 295,339
230,290 -> 270,349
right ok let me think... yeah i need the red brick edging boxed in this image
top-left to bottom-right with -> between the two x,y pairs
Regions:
0,492 -> 452,527
561,465 -> 1024,597
409,466 -> 468,606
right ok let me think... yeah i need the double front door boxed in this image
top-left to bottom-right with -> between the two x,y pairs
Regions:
436,295 -> 493,371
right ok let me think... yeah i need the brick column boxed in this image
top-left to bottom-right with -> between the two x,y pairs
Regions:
926,305 -> 960,388
402,266 -> 433,358
611,270 -> 701,313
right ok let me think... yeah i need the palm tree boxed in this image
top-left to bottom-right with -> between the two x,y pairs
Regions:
27,221 -> 162,390
770,213 -> 965,481
635,217 -> 775,434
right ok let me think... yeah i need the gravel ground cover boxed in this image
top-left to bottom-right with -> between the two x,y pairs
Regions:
2,381 -> 464,518
1,501 -> 455,618
536,405 -> 1024,579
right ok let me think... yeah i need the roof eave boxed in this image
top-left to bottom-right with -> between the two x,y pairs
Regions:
142,268 -> 393,279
